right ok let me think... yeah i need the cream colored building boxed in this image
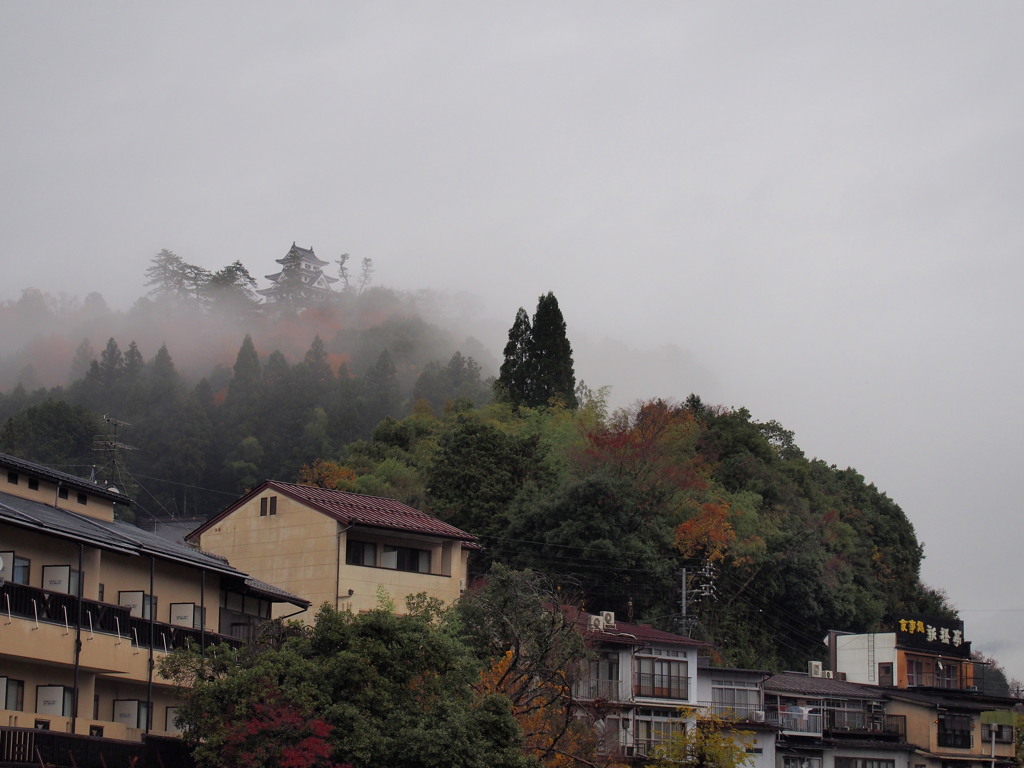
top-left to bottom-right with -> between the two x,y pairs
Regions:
0,452 -> 307,756
188,480 -> 479,618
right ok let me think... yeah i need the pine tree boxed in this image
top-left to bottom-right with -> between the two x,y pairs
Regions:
496,293 -> 577,409
529,292 -> 578,409
496,308 -> 533,406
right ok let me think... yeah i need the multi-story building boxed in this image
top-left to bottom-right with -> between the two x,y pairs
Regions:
763,668 -> 914,768
187,480 -> 479,618
833,617 -> 1018,768
573,611 -> 777,764
0,452 -> 307,763
257,242 -> 339,306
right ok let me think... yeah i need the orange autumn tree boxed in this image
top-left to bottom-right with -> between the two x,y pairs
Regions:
458,566 -> 626,768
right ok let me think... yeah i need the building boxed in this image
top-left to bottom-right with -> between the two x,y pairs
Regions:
763,668 -> 914,768
571,611 -> 777,765
833,618 -> 1018,768
0,452 -> 307,763
187,481 -> 479,618
257,242 -> 338,307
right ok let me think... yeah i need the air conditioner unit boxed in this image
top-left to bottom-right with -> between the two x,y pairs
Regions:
589,615 -> 606,632
601,611 -> 616,627
808,660 -> 824,677
754,710 -> 766,722
823,670 -> 834,679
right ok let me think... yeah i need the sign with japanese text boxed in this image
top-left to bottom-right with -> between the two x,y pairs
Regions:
895,615 -> 971,658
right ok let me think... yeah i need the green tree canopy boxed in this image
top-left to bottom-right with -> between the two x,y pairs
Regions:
161,603 -> 538,768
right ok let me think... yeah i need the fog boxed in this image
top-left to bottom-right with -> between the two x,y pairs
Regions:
2,2 -> 1022,678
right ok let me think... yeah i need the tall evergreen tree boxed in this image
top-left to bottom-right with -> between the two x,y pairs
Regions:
496,293 -> 577,409
529,292 -> 577,409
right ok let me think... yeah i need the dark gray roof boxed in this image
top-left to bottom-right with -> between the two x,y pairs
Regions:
1,489 -> 240,577
0,489 -> 309,608
765,671 -> 886,700
883,686 -> 1019,711
0,452 -> 132,505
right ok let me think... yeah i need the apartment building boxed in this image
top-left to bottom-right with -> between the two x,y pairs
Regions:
0,452 -> 307,763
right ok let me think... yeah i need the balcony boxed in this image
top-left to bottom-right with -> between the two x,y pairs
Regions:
0,726 -> 192,768
1,582 -> 242,654
634,673 -> 688,700
767,708 -> 823,736
572,678 -> 622,702
698,701 -> 764,723
826,711 -> 906,739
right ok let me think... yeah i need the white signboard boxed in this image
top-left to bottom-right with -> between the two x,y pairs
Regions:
36,686 -> 65,716
169,603 -> 195,628
113,699 -> 141,727
119,591 -> 144,618
42,565 -> 70,594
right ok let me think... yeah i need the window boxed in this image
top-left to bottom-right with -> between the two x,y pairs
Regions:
982,724 -> 1014,743
836,759 -> 895,768
577,652 -> 620,700
58,486 -> 69,500
936,662 -> 960,689
635,657 -> 688,699
41,565 -> 81,595
381,545 -> 430,573
712,678 -> 760,718
634,708 -> 683,756
907,658 -> 924,686
7,471 -> 18,484
938,713 -> 973,748
783,757 -> 822,768
346,540 -> 376,566
0,552 -> 27,585
13,556 -> 30,585
28,477 -> 38,491
1,678 -> 25,711
77,492 -> 87,505
259,496 -> 278,516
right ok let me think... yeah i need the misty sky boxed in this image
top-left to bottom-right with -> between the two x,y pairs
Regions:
3,3 -> 1023,679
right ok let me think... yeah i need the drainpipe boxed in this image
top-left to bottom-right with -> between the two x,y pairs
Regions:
146,556 -> 155,734
71,542 -> 84,735
200,570 -> 206,653
335,524 -> 351,611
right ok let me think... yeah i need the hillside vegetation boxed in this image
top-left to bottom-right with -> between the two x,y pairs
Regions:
0,280 -> 952,671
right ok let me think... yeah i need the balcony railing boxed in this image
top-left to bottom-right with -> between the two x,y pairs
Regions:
767,709 -> 824,735
634,673 -> 688,700
698,701 -> 763,722
826,710 -> 906,738
1,582 -> 241,652
573,678 -> 622,702
0,726 -> 193,768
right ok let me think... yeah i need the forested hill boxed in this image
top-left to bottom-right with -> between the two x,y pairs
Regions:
0,281 -> 953,671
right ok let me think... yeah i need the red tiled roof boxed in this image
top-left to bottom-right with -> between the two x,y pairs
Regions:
265,481 -> 478,542
580,611 -> 711,650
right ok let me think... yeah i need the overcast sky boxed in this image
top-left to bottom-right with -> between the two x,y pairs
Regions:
3,2 -> 1023,679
